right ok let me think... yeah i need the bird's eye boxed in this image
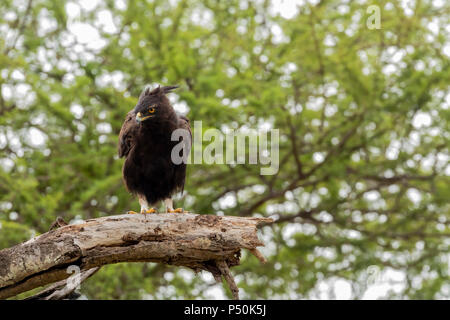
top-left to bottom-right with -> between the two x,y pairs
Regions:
148,107 -> 155,113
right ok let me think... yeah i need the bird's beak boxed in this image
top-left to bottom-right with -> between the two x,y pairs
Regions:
136,112 -> 153,123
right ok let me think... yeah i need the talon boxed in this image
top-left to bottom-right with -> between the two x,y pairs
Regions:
168,208 -> 184,213
128,208 -> 157,214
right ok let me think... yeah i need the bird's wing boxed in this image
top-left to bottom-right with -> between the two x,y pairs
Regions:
177,115 -> 192,147
173,115 -> 191,193
118,111 -> 138,158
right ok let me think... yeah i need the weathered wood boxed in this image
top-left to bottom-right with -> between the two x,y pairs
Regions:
0,213 -> 272,299
216,260 -> 240,300
25,267 -> 100,300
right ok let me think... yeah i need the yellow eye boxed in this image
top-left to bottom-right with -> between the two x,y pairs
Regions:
148,107 -> 155,113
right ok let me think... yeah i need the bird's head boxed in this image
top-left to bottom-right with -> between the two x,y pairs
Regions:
134,85 -> 178,123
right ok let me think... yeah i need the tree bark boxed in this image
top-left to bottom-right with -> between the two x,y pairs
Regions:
0,213 -> 272,300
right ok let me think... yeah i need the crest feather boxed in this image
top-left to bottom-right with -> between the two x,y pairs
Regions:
138,86 -> 151,101
161,85 -> 179,94
138,85 -> 179,101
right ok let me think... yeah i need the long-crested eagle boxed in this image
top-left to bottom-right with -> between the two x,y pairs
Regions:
118,85 -> 191,214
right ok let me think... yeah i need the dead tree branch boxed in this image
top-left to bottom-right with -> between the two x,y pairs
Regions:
0,213 -> 272,300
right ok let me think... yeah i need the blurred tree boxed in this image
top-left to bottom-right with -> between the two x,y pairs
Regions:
0,0 -> 449,299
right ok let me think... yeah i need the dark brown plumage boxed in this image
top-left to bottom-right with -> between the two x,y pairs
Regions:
118,85 -> 191,213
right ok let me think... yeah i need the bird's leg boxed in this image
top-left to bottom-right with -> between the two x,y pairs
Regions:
128,195 -> 157,214
164,198 -> 184,213
140,195 -> 157,214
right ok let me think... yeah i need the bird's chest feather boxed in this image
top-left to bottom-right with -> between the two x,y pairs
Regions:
130,123 -> 178,173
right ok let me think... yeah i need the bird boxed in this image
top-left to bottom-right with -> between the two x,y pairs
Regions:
118,85 -> 191,214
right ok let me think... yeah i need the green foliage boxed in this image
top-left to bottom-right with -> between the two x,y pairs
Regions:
0,220 -> 33,248
0,0 -> 449,299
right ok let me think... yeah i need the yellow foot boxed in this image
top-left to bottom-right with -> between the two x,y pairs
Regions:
168,208 -> 184,213
127,208 -> 157,214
